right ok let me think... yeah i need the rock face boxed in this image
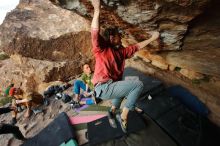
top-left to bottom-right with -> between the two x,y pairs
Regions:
0,0 -> 91,61
0,54 -> 80,94
0,0 -> 211,90
0,0 -> 92,94
167,0 -> 220,78
52,0 -> 210,50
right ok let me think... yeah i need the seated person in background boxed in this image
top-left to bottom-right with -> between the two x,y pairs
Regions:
9,87 -> 43,122
0,107 -> 26,141
70,63 -> 97,108
73,63 -> 94,102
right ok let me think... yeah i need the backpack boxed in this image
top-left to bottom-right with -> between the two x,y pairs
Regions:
61,94 -> 72,103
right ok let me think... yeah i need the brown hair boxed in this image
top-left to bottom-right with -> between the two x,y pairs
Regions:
103,27 -> 121,42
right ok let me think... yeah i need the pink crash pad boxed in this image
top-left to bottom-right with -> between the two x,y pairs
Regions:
69,114 -> 106,125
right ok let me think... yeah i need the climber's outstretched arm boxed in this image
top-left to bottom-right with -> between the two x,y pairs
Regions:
136,31 -> 160,49
91,0 -> 101,30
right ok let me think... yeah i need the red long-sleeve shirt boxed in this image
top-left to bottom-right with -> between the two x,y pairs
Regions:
91,28 -> 139,85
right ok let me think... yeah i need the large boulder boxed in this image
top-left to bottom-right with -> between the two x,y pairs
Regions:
0,0 -> 91,61
0,54 -> 80,94
0,0 -> 92,93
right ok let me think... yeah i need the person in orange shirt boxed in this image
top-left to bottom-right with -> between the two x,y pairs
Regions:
9,87 -> 43,124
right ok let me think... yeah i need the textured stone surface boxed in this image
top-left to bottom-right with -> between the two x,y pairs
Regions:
164,48 -> 220,78
0,55 -> 81,94
159,0 -> 220,78
168,64 -> 176,71
179,68 -> 205,80
151,60 -> 169,70
0,0 -> 93,94
136,50 -> 168,70
0,0 -> 91,61
52,0 -> 210,51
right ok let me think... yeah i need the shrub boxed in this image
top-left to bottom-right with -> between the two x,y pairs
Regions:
0,53 -> 9,60
0,96 -> 12,106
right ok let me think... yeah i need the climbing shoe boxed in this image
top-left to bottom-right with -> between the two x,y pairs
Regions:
70,101 -> 81,109
107,110 -> 117,128
116,114 -> 127,133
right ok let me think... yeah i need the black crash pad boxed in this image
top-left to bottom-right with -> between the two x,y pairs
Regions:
157,105 -> 202,146
84,113 -> 177,146
167,85 -> 209,117
136,91 -> 181,119
123,67 -> 164,97
137,89 -> 220,146
199,118 -> 220,146
158,105 -> 220,146
136,90 -> 202,146
87,111 -> 146,145
22,112 -> 76,146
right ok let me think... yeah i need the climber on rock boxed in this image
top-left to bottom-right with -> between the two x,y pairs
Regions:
90,0 -> 160,132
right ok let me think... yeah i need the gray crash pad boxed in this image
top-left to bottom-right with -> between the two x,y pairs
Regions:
123,67 -> 164,98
